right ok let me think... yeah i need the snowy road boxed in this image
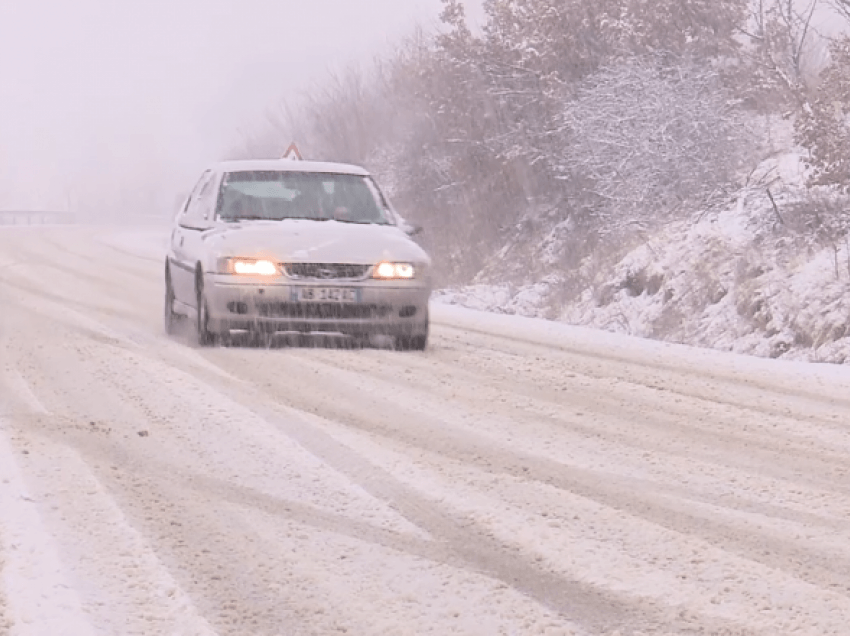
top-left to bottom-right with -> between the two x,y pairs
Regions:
2,226 -> 850,636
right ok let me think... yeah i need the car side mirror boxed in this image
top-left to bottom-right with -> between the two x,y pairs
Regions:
179,218 -> 214,231
391,209 -> 422,236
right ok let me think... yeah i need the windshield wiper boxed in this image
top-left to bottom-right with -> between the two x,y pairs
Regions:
226,215 -> 331,222
222,215 -> 274,221
333,218 -> 386,225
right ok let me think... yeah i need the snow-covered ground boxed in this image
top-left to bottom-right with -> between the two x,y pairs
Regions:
437,139 -> 850,366
2,225 -> 850,635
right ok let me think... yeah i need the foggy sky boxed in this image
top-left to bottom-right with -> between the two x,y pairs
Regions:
0,0 -> 482,216
0,1 -> 837,217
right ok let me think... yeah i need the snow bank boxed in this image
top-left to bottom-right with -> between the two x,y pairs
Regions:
431,303 -> 850,387
435,149 -> 850,365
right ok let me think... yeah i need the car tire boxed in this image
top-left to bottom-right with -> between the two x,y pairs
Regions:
194,274 -> 217,347
164,265 -> 181,336
395,313 -> 429,351
396,334 -> 428,351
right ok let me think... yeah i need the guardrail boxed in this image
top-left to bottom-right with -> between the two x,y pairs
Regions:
0,211 -> 76,226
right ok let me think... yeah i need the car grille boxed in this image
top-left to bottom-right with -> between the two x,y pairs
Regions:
282,263 -> 371,280
257,303 -> 391,320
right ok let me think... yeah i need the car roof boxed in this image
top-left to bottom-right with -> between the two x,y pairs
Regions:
213,159 -> 371,176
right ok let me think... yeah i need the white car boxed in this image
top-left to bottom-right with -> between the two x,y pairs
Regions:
164,159 -> 432,350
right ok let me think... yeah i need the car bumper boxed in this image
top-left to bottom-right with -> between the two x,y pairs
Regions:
204,275 -> 430,336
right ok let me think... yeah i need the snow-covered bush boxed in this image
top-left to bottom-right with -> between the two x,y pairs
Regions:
557,55 -> 753,232
782,190 -> 850,273
795,36 -> 850,191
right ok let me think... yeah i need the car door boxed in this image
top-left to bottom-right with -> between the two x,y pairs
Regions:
170,170 -> 215,306
180,171 -> 222,306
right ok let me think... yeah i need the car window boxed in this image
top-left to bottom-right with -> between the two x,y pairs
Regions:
216,171 -> 393,225
188,171 -> 211,203
365,177 -> 398,222
182,170 -> 216,224
176,171 -> 210,224
195,172 -> 220,220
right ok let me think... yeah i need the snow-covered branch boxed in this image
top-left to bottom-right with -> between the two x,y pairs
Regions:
558,55 -> 752,231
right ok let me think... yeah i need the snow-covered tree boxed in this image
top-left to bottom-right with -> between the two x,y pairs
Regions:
482,0 -> 748,81
796,36 -> 850,190
829,0 -> 850,20
557,55 -> 751,230
739,0 -> 824,111
232,0 -> 760,283
614,0 -> 748,60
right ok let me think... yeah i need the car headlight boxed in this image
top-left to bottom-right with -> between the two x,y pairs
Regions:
219,257 -> 279,276
373,261 -> 416,279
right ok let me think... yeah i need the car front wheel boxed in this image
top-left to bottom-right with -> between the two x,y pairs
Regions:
396,334 -> 428,351
164,265 -> 181,336
395,313 -> 429,351
194,276 -> 217,347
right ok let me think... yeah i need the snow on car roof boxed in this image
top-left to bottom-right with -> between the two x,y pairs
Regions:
214,159 -> 371,176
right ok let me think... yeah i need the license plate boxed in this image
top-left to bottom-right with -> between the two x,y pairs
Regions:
294,287 -> 358,302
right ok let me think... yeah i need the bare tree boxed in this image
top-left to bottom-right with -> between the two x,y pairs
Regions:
228,0 -> 758,285
558,55 -> 752,232
829,0 -> 850,20
228,99 -> 305,160
795,36 -> 850,190
741,0 -> 824,109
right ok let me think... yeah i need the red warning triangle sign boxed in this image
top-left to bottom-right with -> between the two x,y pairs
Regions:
282,142 -> 303,161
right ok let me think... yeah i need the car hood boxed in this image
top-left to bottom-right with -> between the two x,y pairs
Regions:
202,220 -> 430,265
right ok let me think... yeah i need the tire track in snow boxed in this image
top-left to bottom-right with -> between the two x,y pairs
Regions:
7,229 -> 156,288
144,353 -> 701,634
65,230 -> 850,633
199,345 -> 850,632
2,300 -> 598,634
0,421 -> 99,636
288,341 -> 850,474
292,343 -> 850,519
5,430 -> 220,636
0,281 -> 243,388
9,252 -> 840,572
0,230 -> 246,389
0,228 -> 162,330
0,265 -> 143,324
88,346 -> 629,633
435,321 -> 850,423
0,559 -> 9,636
300,423 -> 850,636
0,230 -> 675,632
7,227 -> 850,634
0,320 -> 219,636
0,279 -> 639,634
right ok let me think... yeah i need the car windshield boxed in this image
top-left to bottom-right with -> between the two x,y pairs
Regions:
216,170 -> 393,225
